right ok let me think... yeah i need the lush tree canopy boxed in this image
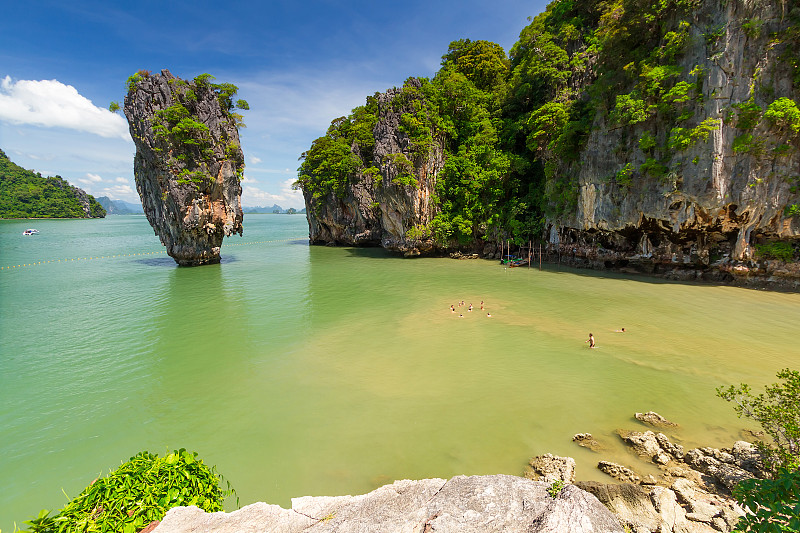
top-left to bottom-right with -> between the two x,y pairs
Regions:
0,150 -> 106,219
297,0 -> 800,247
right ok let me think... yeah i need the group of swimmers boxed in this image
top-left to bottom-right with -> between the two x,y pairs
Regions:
448,301 -> 625,344
450,300 -> 491,318
586,328 -> 625,348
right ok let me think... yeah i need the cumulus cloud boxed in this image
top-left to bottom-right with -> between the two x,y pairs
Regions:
242,178 -> 303,208
249,155 -> 262,164
0,76 -> 130,139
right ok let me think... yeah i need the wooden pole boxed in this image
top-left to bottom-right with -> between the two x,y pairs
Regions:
528,240 -> 531,268
539,242 -> 542,271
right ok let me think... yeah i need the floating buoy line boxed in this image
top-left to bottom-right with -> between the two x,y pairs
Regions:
1,236 -> 307,271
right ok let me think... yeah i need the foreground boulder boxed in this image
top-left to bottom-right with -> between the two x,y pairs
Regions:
151,475 -> 624,532
124,69 -> 245,266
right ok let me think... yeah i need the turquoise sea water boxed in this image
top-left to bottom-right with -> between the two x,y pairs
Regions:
1,215 -> 799,529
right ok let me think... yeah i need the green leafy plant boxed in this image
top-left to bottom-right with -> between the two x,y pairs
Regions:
385,153 -> 418,187
764,98 -> 800,135
610,94 -> 649,125
742,18 -> 764,39
733,468 -> 800,532
732,99 -> 763,131
638,132 -> 657,152
614,162 -> 634,189
24,449 -> 236,533
547,479 -> 565,498
752,242 -> 796,262
640,157 -> 668,182
785,204 -> 800,218
717,368 -> 800,473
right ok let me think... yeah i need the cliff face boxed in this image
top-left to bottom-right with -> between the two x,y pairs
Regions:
302,79 -> 446,256
299,0 -> 800,287
124,69 -> 244,266
547,0 -> 800,285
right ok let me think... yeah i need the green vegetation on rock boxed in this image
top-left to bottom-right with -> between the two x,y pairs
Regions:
297,0 -> 800,252
130,71 -> 248,189
24,449 -> 235,533
0,150 -> 105,219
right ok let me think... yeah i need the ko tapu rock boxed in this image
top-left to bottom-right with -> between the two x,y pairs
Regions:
124,69 -> 245,266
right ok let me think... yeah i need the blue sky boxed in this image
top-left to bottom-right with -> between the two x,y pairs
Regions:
0,0 -> 547,209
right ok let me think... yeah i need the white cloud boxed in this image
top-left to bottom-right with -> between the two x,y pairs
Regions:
0,76 -> 130,139
249,155 -> 262,164
114,177 -> 128,183
242,179 -> 304,208
86,173 -> 104,182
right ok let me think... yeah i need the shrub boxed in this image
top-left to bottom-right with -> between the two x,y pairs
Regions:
753,241 -> 795,262
764,98 -> 800,135
610,94 -> 648,125
638,132 -> 657,152
733,468 -> 800,532
719,370 -> 800,532
615,162 -> 633,189
25,449 -> 235,533
717,368 -> 800,473
732,99 -> 763,131
742,18 -> 764,39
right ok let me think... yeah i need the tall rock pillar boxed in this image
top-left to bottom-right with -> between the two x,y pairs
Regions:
124,69 -> 244,266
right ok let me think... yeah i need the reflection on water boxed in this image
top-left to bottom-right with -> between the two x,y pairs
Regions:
1,215 -> 799,529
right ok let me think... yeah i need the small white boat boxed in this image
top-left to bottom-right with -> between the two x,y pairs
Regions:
22,229 -> 40,235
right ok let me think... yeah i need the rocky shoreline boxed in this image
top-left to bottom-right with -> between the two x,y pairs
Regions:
525,411 -> 762,532
444,241 -> 800,291
146,412 -> 761,533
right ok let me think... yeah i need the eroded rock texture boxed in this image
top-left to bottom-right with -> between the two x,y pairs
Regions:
151,475 -> 624,533
302,78 -> 445,257
124,69 -> 243,266
546,0 -> 800,287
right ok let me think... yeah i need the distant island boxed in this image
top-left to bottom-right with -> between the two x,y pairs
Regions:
243,204 -> 306,214
96,196 -> 145,215
0,149 -> 106,219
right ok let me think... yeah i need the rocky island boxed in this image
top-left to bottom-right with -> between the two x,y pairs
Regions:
0,149 -> 106,219
297,0 -> 800,288
124,70 -> 246,266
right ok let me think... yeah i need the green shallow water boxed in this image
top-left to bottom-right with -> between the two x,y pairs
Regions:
1,215 -> 799,528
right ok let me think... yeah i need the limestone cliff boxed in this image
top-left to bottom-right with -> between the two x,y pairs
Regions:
301,79 -> 445,256
547,0 -> 800,286
124,70 -> 244,266
298,0 -> 800,288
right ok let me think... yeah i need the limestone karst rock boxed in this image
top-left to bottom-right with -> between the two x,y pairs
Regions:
299,78 -> 445,257
297,0 -> 800,287
124,69 -> 244,266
